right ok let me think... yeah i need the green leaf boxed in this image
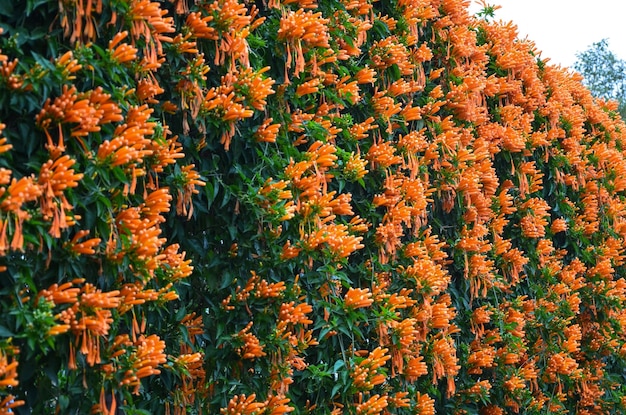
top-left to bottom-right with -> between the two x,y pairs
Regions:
0,325 -> 14,337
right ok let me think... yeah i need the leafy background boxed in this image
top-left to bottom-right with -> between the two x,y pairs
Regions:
1,0 -> 626,414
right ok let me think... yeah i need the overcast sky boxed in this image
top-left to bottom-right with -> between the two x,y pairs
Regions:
468,0 -> 626,68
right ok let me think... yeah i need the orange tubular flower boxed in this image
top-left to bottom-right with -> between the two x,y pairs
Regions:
0,124 -> 10,155
335,76 -> 360,104
0,345 -> 19,389
53,283 -> 123,368
296,78 -> 321,96
371,91 -> 402,131
38,278 -> 83,306
255,118 -> 281,143
344,151 -> 368,181
415,392 -> 435,415
344,287 -> 373,309
255,279 -> 286,299
38,155 -> 83,198
38,154 -> 84,237
355,66 -> 376,84
405,355 -> 428,382
225,67 -> 275,111
176,164 -> 205,219
0,175 -> 41,252
351,347 -> 390,390
367,140 -> 403,169
108,31 -> 138,64
220,394 -> 266,415
0,394 -> 25,414
356,394 -> 388,415
65,230 -> 101,255
277,301 -> 313,329
281,240 -> 301,260
466,346 -> 495,375
277,9 -> 330,81
430,337 -> 460,397
185,11 -> 218,40
55,51 -> 81,80
265,395 -> 294,415
161,244 -> 193,281
236,322 -> 266,359
137,78 -> 165,104
519,197 -> 551,238
128,0 -> 175,58
0,176 -> 41,214
119,334 -> 167,394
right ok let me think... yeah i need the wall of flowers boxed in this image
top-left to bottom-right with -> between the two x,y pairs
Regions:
1,0 -> 626,414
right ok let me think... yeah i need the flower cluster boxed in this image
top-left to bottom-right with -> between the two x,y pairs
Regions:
3,0 -> 626,413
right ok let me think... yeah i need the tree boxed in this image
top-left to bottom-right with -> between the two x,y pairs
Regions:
574,38 -> 626,117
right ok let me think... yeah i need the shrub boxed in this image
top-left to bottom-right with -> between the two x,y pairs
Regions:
1,0 -> 626,414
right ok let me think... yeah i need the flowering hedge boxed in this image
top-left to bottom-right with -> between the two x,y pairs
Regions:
1,0 -> 626,414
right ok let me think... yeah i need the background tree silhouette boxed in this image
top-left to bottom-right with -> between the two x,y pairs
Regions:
574,38 -> 626,118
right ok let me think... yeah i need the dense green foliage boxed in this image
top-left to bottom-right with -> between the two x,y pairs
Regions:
1,0 -> 626,414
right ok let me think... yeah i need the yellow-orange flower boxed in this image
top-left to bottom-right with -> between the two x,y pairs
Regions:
344,287 -> 373,309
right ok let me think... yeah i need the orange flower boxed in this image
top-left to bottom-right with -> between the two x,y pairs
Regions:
480,405 -> 504,415
161,244 -> 194,281
281,240 -> 300,260
367,139 -> 402,168
356,394 -> 388,415
277,301 -> 313,328
137,77 -> 164,104
430,337 -> 460,396
562,324 -> 582,353
220,394 -> 266,415
0,345 -> 19,389
470,306 -> 492,339
0,125 -> 10,155
97,386 -> 118,415
0,176 -> 41,252
519,197 -> 551,238
176,164 -> 205,219
128,0 -> 175,59
264,395 -> 294,415
278,10 -> 330,80
115,334 -> 167,394
430,300 -> 455,330
463,379 -> 492,398
55,51 -> 81,80
109,31 -> 138,63
388,318 -> 418,354
344,151 -> 368,181
351,347 -> 390,390
97,105 -> 155,168
0,394 -> 24,413
335,76 -> 360,104
236,322 -> 266,359
57,0 -> 102,43
349,117 -> 378,140
402,354 -> 428,381
255,118 -> 281,143
355,66 -> 376,84
371,91 -> 402,130
414,392 -> 435,415
52,283 -> 122,367
185,11 -> 218,40
344,287 -> 373,309
296,78 -> 321,96
0,176 -> 41,213
467,346 -> 495,374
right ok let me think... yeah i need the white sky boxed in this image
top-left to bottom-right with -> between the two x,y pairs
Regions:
468,0 -> 626,68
